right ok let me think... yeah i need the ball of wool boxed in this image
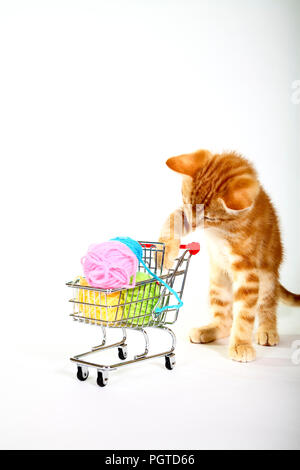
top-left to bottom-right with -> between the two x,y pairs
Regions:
122,272 -> 161,326
81,241 -> 138,289
76,277 -> 124,323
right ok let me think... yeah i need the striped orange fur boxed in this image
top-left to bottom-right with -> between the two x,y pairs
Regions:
159,149 -> 300,362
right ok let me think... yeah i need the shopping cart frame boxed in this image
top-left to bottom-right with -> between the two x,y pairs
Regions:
66,241 -> 200,386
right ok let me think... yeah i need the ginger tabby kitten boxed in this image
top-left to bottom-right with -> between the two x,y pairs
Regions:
159,149 -> 300,362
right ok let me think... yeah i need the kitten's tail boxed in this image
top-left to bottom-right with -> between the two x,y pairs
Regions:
279,284 -> 300,307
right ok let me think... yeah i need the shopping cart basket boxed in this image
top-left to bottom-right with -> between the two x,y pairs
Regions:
66,241 -> 200,386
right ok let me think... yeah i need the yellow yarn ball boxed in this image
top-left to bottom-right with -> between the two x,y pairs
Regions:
76,277 -> 124,323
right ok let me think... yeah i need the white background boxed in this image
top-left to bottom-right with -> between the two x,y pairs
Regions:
0,0 -> 299,450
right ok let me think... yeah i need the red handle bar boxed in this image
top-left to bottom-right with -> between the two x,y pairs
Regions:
140,242 -> 200,255
180,242 -> 200,255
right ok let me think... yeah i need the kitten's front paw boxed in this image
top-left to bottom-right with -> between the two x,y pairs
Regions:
256,329 -> 279,347
158,238 -> 180,270
229,344 -> 256,362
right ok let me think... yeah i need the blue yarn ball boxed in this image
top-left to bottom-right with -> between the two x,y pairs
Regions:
111,236 -> 183,314
111,237 -> 143,262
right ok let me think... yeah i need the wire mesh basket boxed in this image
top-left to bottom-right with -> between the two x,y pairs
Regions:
67,241 -> 194,328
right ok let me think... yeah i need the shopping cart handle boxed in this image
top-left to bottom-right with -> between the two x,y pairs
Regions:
180,242 -> 200,255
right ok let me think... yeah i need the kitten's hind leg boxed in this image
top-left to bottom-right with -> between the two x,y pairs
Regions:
255,271 -> 279,346
189,266 -> 233,344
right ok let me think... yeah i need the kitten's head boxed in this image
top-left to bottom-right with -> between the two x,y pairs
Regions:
166,149 -> 259,227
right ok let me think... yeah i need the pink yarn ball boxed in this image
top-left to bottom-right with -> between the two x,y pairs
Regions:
81,241 -> 138,289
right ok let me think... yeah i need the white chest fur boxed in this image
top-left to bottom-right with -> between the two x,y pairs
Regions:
205,228 -> 232,274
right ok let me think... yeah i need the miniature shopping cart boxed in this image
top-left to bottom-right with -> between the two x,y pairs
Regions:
66,241 -> 200,387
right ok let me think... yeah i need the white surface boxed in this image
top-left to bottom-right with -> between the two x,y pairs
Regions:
1,310 -> 300,450
0,0 -> 299,450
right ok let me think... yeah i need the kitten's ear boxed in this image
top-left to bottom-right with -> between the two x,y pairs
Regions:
220,175 -> 259,212
166,150 -> 211,177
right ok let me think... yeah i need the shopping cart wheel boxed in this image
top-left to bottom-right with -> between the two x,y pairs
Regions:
97,370 -> 108,387
165,354 -> 176,370
118,345 -> 128,360
77,366 -> 89,381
